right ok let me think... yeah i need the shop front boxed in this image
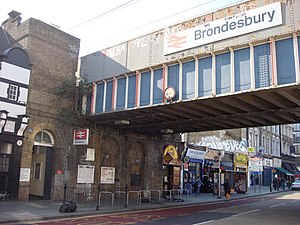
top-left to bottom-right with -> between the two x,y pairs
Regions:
162,145 -> 182,190
182,147 -> 206,194
233,153 -> 248,193
262,157 -> 273,186
204,149 -> 224,195
281,154 -> 299,175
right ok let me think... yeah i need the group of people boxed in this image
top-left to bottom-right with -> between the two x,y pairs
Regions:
272,176 -> 293,190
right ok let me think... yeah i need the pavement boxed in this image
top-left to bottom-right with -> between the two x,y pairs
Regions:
0,186 -> 290,224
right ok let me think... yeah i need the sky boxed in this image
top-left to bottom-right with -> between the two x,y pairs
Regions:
0,0 -> 246,57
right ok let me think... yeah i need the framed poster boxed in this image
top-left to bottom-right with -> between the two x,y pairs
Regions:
100,167 -> 115,184
77,165 -> 94,183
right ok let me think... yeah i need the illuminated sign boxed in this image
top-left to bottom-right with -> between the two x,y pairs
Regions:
164,2 -> 282,55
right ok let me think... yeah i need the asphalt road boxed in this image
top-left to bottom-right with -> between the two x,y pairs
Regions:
20,191 -> 300,225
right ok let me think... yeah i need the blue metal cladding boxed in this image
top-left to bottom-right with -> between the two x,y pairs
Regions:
153,68 -> 163,104
168,64 -> 179,101
254,43 -> 272,88
105,80 -> 113,112
198,57 -> 212,97
276,38 -> 296,85
128,75 -> 136,108
95,83 -> 104,113
116,77 -> 126,110
182,61 -> 195,100
234,48 -> 251,91
140,71 -> 151,106
216,52 -> 231,94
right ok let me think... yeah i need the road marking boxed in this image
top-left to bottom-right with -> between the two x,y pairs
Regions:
193,220 -> 215,225
270,203 -> 286,208
232,209 -> 260,217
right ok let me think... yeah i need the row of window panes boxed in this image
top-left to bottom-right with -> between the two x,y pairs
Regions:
0,157 -> 9,172
92,36 -> 300,113
8,84 -> 18,101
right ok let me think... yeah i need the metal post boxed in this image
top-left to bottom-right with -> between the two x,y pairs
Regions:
124,184 -> 128,208
96,184 -> 100,210
217,153 -> 222,199
63,183 -> 67,205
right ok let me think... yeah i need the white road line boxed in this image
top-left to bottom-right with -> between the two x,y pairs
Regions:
270,203 -> 286,208
231,209 -> 261,217
193,220 -> 216,225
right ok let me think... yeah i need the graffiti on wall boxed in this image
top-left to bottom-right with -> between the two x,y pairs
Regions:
102,43 -> 126,58
196,135 -> 248,152
133,34 -> 161,48
69,44 -> 79,59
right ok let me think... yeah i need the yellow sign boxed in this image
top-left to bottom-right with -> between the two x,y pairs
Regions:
247,147 -> 255,153
235,153 -> 248,163
163,145 -> 178,159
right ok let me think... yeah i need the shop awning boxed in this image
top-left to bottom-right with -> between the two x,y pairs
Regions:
282,163 -> 294,174
290,164 -> 300,173
275,167 -> 293,176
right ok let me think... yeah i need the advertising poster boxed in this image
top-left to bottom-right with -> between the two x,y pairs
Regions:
100,167 -> 115,184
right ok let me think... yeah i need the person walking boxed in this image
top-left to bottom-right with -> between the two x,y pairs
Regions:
196,177 -> 204,196
224,178 -> 231,199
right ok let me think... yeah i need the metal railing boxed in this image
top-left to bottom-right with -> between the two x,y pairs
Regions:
62,185 -> 190,210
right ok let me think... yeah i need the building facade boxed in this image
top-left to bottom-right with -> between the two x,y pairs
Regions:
0,24 -> 31,199
79,0 -> 300,194
1,11 -> 80,200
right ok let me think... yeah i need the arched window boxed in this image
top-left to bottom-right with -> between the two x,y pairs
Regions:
34,130 -> 54,147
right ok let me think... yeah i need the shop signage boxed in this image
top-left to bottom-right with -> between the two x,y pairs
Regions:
164,152 -> 173,164
163,145 -> 178,159
263,158 -> 273,168
186,148 -> 206,161
234,153 -> 248,168
164,2 -> 282,55
163,145 -> 182,166
249,157 -> 263,172
247,147 -> 255,153
205,149 -> 223,161
273,158 -> 282,168
73,129 -> 89,145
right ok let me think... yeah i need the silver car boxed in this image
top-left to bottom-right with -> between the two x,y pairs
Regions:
291,180 -> 300,190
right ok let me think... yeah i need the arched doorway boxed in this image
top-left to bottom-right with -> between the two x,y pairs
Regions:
29,130 -> 54,200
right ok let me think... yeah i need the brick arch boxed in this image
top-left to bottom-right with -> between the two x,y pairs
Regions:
127,141 -> 145,191
28,123 -> 58,145
102,136 -> 119,167
100,136 -> 120,191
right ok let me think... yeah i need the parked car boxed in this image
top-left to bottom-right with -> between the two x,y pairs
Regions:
291,179 -> 300,190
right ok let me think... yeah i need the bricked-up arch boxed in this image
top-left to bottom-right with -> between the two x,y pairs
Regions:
127,141 -> 145,191
101,136 -> 119,190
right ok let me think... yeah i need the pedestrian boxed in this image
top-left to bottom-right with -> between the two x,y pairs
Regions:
281,177 -> 286,190
273,178 -> 278,191
224,178 -> 231,199
196,177 -> 204,196
277,176 -> 281,191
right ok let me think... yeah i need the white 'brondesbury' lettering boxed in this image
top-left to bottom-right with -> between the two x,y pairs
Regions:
164,2 -> 282,55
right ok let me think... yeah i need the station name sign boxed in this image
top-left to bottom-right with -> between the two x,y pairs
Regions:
164,2 -> 282,55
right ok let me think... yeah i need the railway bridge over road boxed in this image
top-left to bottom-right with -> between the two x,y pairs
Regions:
80,0 -> 300,136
